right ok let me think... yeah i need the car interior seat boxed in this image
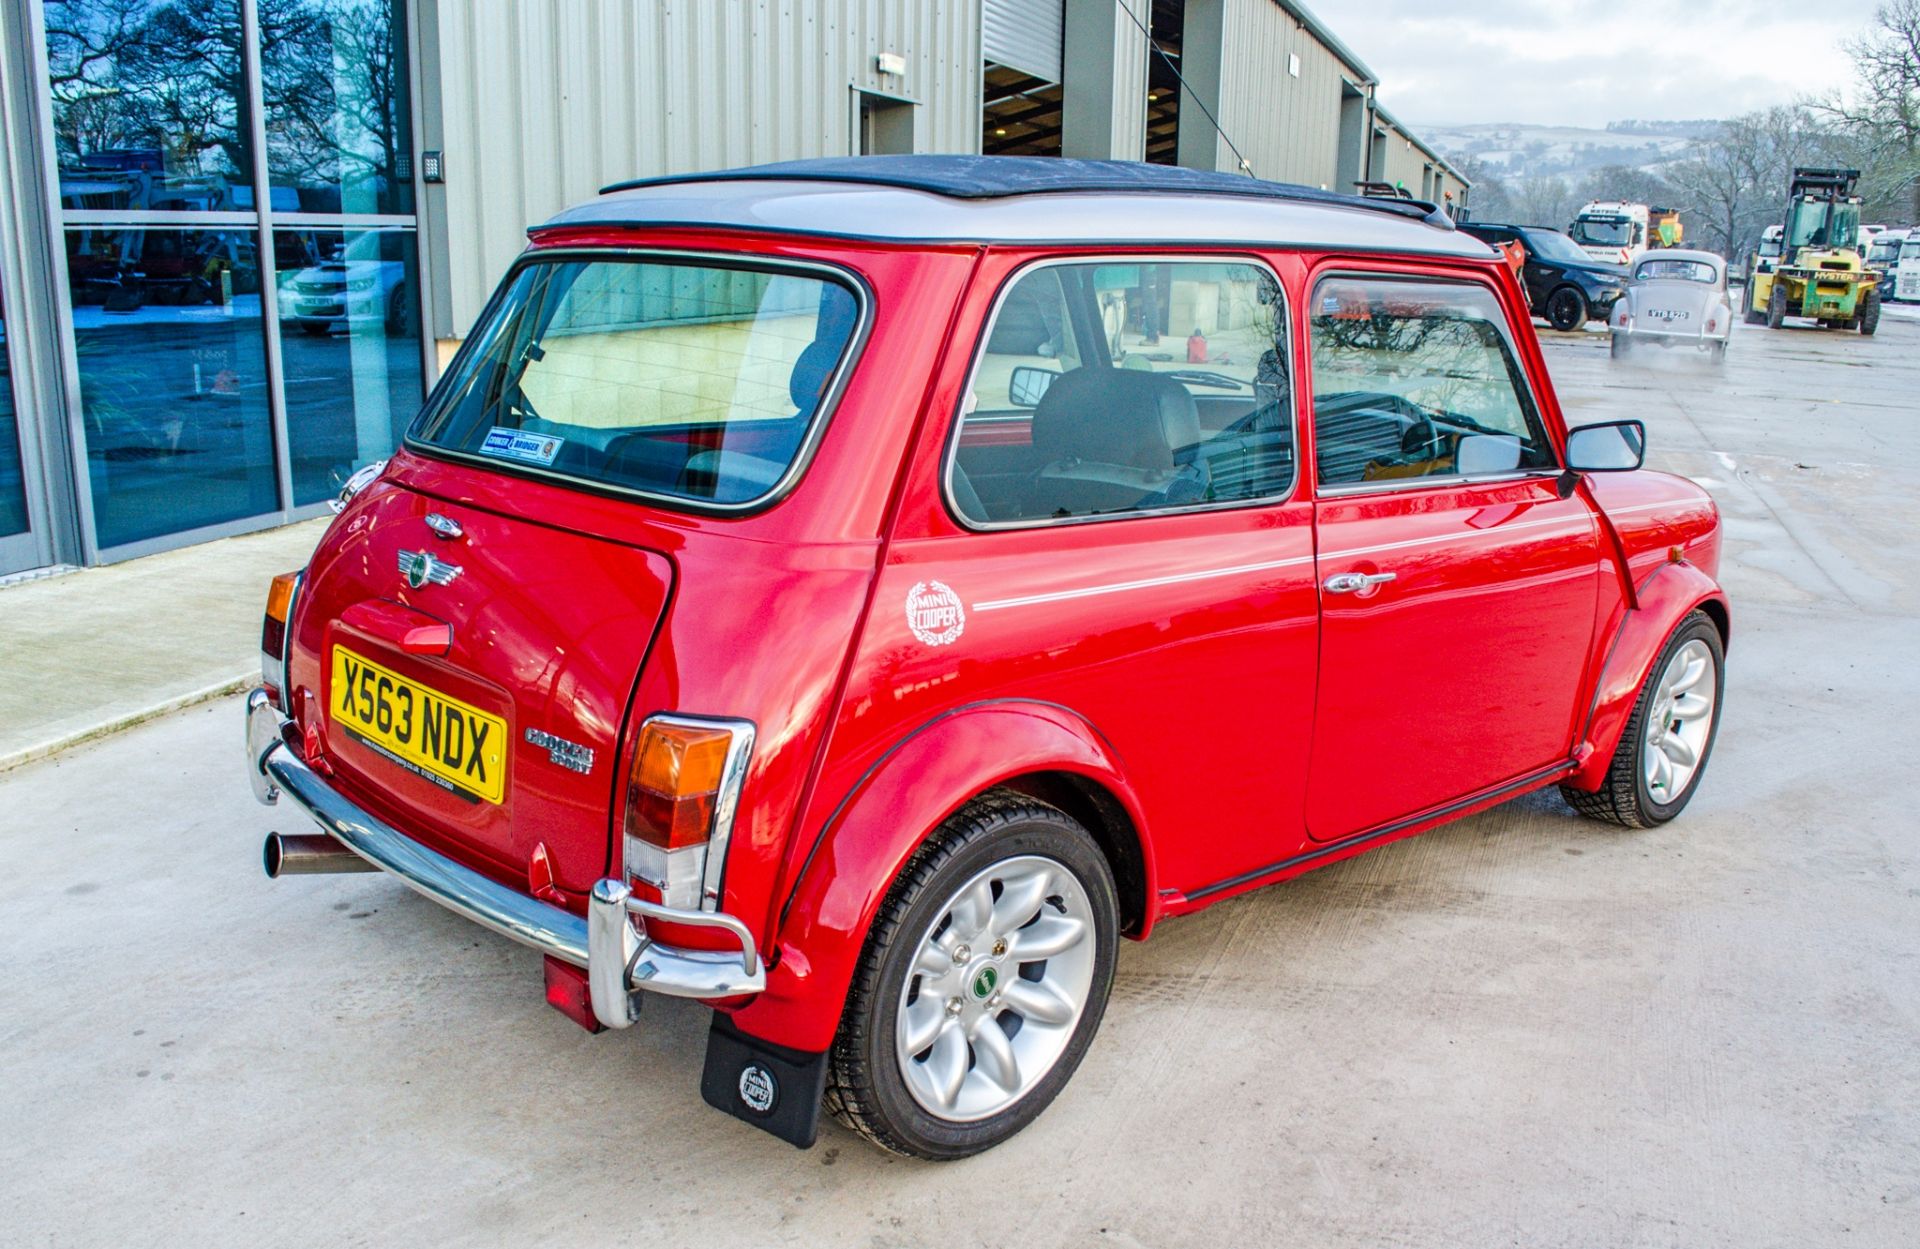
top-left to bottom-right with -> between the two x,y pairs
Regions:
1028,367 -> 1203,516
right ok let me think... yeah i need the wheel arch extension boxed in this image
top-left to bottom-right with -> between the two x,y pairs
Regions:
734,700 -> 1153,1053
1568,563 -> 1729,792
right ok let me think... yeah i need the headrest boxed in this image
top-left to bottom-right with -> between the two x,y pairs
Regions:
1031,367 -> 1201,472
788,284 -> 861,412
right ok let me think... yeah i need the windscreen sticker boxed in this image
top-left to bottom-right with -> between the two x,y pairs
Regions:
480,429 -> 564,467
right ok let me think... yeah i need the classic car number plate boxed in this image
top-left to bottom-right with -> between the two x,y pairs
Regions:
1648,308 -> 1690,321
329,645 -> 506,804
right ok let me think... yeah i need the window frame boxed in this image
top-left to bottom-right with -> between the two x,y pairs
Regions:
402,246 -> 874,516
940,251 -> 1300,532
1304,268 -> 1563,499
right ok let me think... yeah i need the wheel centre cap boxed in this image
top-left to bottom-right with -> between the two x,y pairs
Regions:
970,965 -> 1000,1001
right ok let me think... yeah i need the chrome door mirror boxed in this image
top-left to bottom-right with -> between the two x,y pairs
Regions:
1008,365 -> 1059,408
1565,420 -> 1646,472
1455,433 -> 1523,476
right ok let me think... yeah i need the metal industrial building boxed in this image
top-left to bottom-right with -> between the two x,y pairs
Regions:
0,0 -> 1466,575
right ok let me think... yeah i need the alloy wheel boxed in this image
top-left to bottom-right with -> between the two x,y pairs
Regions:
1642,638 -> 1716,801
894,854 -> 1096,1122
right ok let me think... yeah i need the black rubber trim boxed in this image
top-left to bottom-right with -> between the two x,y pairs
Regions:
597,155 -> 1454,227
1181,760 -> 1574,902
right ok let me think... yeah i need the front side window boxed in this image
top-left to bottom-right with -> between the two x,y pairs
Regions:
411,256 -> 861,508
1308,277 -> 1556,489
949,259 -> 1294,525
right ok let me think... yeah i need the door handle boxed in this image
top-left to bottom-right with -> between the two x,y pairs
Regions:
1323,571 -> 1396,595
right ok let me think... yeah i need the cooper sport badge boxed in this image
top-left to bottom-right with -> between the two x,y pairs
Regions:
905,580 -> 965,646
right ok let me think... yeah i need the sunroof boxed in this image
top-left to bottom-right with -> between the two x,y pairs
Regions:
601,155 -> 1452,228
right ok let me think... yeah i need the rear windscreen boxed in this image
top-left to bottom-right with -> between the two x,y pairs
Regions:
410,255 -> 862,507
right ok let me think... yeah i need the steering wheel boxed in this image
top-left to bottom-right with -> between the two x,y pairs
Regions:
1402,414 -> 1450,463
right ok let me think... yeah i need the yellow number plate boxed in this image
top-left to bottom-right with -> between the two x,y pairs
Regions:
329,645 -> 506,804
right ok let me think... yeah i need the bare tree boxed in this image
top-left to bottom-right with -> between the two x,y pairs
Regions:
1816,0 -> 1920,221
1667,107 -> 1837,262
1507,176 -> 1579,230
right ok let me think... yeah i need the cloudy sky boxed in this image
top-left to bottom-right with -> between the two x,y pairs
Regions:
1329,0 -> 1886,128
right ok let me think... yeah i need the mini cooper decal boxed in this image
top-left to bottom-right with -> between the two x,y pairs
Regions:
397,549 -> 462,589
905,580 -> 965,646
524,727 -> 594,775
738,1064 -> 777,1114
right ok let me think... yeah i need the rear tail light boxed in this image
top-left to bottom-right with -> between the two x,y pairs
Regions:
260,571 -> 302,703
623,715 -> 756,912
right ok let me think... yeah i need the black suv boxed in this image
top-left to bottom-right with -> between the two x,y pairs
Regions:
1460,222 -> 1629,331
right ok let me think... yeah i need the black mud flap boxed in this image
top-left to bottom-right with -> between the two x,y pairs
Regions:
700,1012 -> 828,1149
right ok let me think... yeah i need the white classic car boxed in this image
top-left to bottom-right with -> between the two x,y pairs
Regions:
1609,249 -> 1732,363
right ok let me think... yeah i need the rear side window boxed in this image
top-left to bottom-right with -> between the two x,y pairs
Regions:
1308,277 -> 1555,489
411,255 -> 862,508
1635,258 -> 1715,284
949,258 -> 1294,525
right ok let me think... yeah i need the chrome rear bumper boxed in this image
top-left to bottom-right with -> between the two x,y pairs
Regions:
244,687 -> 765,1028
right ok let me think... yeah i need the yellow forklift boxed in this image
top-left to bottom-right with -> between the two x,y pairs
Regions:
1745,168 -> 1880,335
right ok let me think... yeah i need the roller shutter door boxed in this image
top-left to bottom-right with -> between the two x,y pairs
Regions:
983,0 -> 1063,82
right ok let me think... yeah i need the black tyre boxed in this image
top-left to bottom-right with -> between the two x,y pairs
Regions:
1859,286 -> 1880,336
1766,283 -> 1787,329
1546,286 -> 1587,332
825,793 -> 1119,1160
1610,333 -> 1629,360
1561,610 -> 1724,828
1709,339 -> 1728,364
1743,281 -> 1766,325
386,286 -> 412,336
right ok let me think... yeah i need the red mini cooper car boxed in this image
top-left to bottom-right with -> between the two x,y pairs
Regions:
246,157 -> 1728,1159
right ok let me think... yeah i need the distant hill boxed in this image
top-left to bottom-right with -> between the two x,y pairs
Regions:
1424,120 -> 1718,182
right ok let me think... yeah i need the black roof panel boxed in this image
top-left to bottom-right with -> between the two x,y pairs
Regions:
601,155 -> 1453,230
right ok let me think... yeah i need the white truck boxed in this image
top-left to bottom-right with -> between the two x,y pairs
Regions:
1895,232 -> 1920,303
1569,201 -> 1680,266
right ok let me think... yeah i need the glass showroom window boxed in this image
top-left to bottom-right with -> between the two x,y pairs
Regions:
276,226 -> 421,504
41,0 -> 420,555
44,0 -> 255,214
66,227 -> 278,548
262,0 -> 416,216
0,293 -> 28,539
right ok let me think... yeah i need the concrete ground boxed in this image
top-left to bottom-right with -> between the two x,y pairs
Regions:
2,310 -> 1917,1247
0,519 -> 325,769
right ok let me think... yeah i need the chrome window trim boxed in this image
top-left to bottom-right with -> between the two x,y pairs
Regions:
621,713 -> 757,913
1316,469 -> 1565,497
1304,270 -> 1562,501
941,252 -> 1300,532
403,247 -> 874,518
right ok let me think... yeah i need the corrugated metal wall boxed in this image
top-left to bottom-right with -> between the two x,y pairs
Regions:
1209,0 -> 1351,189
1375,123 -> 1428,197
982,0 -> 1062,80
423,0 -> 982,336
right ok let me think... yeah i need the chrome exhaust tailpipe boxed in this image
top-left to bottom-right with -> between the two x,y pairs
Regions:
264,833 -> 379,878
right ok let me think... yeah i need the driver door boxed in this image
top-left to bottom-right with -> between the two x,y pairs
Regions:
1303,271 -> 1602,841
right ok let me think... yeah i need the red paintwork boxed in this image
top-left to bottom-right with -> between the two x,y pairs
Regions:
282,222 -> 1727,1056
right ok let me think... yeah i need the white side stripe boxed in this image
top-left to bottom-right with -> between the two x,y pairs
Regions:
968,501 -> 1680,614
972,555 -> 1315,612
